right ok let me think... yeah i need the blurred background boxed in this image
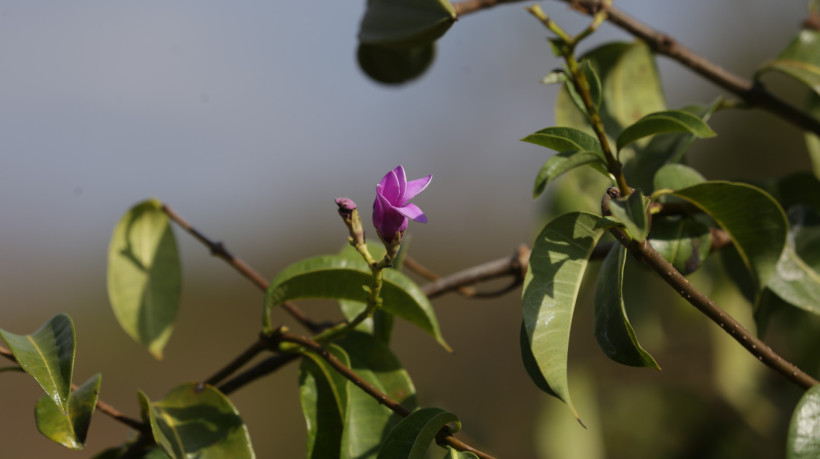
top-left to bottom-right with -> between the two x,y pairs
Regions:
0,1 -> 818,457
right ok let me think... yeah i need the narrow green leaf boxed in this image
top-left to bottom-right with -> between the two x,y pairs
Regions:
805,94 -> 820,179
299,345 -> 350,459
107,199 -> 181,360
768,207 -> 820,315
357,43 -> 435,85
521,126 -> 603,155
671,182 -> 788,291
617,110 -> 716,153
35,373 -> 102,450
0,314 -> 74,414
521,212 -> 607,420
593,246 -> 660,368
338,332 -> 417,459
265,255 -> 449,350
92,445 -> 169,459
648,216 -> 711,275
608,190 -> 650,241
0,366 -> 24,373
140,384 -> 255,459
532,152 -> 608,199
377,407 -> 459,459
653,163 -> 706,191
358,0 -> 456,48
580,59 -> 602,109
787,384 -> 820,458
757,30 -> 820,96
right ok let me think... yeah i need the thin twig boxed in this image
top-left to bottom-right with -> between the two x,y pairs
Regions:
160,203 -> 323,333
202,335 -> 270,387
218,353 -> 300,395
0,344 -> 149,433
421,245 -> 529,299
406,256 -> 477,296
278,333 -> 498,459
610,227 -> 819,389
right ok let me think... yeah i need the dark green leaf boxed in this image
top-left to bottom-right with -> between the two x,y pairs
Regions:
804,93 -> 820,179
35,373 -> 102,450
107,199 -> 181,360
0,314 -> 74,414
787,384 -> 820,458
757,30 -> 820,96
265,255 -> 449,350
617,110 -> 716,153
768,207 -> 820,314
358,0 -> 456,48
648,216 -> 711,275
608,190 -> 650,241
653,164 -> 706,191
521,126 -> 603,155
377,407 -> 459,459
92,445 -> 169,459
531,151 -> 608,199
521,212 -> 607,420
139,384 -> 255,459
357,43 -> 435,85
338,332 -> 417,459
671,182 -> 788,292
299,345 -> 350,459
593,246 -> 660,368
762,172 -> 820,213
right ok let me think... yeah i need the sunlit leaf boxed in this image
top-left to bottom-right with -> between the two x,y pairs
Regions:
671,182 -> 788,292
521,212 -> 607,420
616,110 -> 716,153
593,246 -> 659,368
521,127 -> 603,155
265,255 -> 449,350
107,199 -> 181,360
357,43 -> 435,85
338,332 -> 417,459
757,30 -> 820,96
531,152 -> 608,199
35,373 -> 102,450
378,407 -> 459,459
358,0 -> 456,48
139,384 -> 255,459
0,314 -> 74,414
653,163 -> 706,191
787,384 -> 820,458
299,345 -> 350,459
648,216 -> 711,275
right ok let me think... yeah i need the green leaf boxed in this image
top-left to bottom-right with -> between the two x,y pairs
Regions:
445,448 -> 480,458
299,345 -> 350,459
521,212 -> 607,420
671,182 -> 788,291
616,110 -> 716,153
531,151 -> 608,199
0,313 -> 75,414
107,199 -> 181,360
521,126 -> 603,155
593,246 -> 659,368
358,0 -> 456,48
647,216 -> 711,275
787,384 -> 820,458
265,255 -> 449,350
608,190 -> 650,241
519,322 -> 557,397
35,373 -> 102,450
624,98 -> 722,193
580,59 -> 602,110
139,384 -> 255,459
377,407 -> 459,459
653,163 -> 706,191
768,206 -> 820,315
542,69 -> 568,85
357,43 -> 435,85
92,445 -> 169,459
757,30 -> 820,96
805,94 -> 820,179
338,331 -> 417,459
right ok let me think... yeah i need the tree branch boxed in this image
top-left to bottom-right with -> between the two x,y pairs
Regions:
421,245 -> 529,299
277,332 -> 498,459
161,203 -> 324,333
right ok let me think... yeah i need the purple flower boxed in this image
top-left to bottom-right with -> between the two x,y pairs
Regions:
373,165 -> 431,245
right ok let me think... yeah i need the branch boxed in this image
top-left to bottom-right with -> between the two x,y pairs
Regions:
421,245 -> 529,299
161,203 -> 324,333
218,353 -> 300,395
610,227 -> 819,389
278,333 -> 498,459
0,344 -> 149,434
202,335 -> 270,387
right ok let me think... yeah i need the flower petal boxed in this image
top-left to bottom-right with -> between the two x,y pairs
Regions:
402,175 -> 432,203
397,203 -> 427,223
378,168 -> 401,204
394,165 -> 408,203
